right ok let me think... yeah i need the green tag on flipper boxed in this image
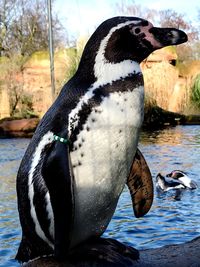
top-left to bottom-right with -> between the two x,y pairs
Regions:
53,134 -> 69,144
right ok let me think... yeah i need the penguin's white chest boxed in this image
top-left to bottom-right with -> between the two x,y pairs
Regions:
70,85 -> 144,246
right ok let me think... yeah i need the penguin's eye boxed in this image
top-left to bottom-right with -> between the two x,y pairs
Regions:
134,28 -> 141,34
167,32 -> 174,38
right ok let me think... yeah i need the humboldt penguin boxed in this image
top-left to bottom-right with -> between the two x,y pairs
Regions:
16,16 -> 188,263
166,170 -> 198,189
156,173 -> 186,191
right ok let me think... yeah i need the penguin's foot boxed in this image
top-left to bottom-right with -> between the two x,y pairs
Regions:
69,237 -> 139,266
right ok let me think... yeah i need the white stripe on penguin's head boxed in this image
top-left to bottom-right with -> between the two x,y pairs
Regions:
94,20 -> 142,85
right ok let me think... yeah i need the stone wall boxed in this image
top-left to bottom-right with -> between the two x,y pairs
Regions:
0,50 -> 71,119
0,87 -> 10,119
0,49 -> 199,119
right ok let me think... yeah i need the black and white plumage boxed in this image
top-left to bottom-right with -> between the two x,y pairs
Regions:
166,170 -> 198,190
156,173 -> 186,192
16,16 -> 187,263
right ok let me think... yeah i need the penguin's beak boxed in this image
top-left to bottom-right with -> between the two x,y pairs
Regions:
149,27 -> 188,48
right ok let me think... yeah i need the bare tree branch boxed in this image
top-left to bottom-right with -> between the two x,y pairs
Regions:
0,0 -> 66,57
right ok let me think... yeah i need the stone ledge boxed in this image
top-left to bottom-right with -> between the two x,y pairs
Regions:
23,236 -> 200,267
0,118 -> 39,137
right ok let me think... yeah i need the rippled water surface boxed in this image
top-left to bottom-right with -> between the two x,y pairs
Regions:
1,126 -> 200,266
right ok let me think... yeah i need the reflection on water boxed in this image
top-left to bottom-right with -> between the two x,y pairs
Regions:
1,126 -> 200,266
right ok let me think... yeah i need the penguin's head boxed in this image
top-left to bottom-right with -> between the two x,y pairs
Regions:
102,16 -> 188,63
166,170 -> 198,189
166,170 -> 185,180
77,16 -> 187,83
79,16 -> 188,66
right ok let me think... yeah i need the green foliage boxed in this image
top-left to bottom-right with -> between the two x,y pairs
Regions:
57,39 -> 87,92
29,51 -> 49,61
20,93 -> 36,118
0,54 -> 37,118
10,91 -> 37,119
65,48 -> 79,82
191,74 -> 200,109
63,37 -> 87,83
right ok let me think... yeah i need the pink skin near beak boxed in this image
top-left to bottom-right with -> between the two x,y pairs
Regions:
142,23 -> 162,49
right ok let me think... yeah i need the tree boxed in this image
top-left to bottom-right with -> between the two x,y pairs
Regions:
116,0 -> 158,23
0,0 -> 66,57
159,9 -> 199,41
0,0 -> 18,56
116,2 -> 200,61
159,9 -> 199,61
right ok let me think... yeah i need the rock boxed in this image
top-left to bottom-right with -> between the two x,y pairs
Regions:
0,118 -> 39,137
184,115 -> 200,125
23,236 -> 200,267
143,105 -> 185,129
137,236 -> 200,267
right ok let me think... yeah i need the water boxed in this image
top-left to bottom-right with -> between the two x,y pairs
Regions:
1,125 -> 200,266
105,125 -> 200,248
0,139 -> 29,267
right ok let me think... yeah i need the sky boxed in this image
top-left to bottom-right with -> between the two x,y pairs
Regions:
54,0 -> 199,40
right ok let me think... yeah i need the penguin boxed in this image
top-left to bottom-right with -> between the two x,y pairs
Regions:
156,173 -> 186,192
16,16 -> 187,263
166,170 -> 198,190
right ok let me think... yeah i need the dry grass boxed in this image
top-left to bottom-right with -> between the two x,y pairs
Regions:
142,60 -> 200,114
142,61 -> 179,110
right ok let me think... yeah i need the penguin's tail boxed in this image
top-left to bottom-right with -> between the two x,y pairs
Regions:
15,235 -> 32,263
15,234 -> 53,263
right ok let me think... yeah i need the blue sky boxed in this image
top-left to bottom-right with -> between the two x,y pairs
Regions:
55,0 -> 199,39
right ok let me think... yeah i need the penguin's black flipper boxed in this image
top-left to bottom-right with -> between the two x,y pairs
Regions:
42,141 -> 74,260
127,148 -> 153,218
